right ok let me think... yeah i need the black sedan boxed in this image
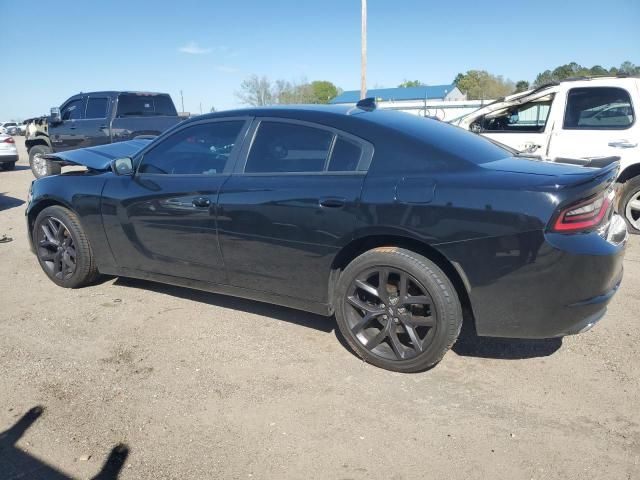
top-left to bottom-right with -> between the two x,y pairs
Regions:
26,102 -> 628,372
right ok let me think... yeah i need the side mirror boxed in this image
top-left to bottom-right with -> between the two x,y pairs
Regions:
111,157 -> 134,176
50,107 -> 62,124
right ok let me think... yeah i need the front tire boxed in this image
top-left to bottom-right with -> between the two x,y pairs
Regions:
619,176 -> 640,234
334,247 -> 462,372
29,145 -> 60,178
33,206 -> 99,288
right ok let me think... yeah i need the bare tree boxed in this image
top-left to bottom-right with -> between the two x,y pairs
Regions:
236,75 -> 274,106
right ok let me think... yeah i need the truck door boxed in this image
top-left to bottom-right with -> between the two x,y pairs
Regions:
49,97 -> 85,151
77,96 -> 112,148
547,85 -> 639,164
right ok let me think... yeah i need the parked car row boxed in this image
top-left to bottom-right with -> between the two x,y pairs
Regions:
0,121 -> 26,136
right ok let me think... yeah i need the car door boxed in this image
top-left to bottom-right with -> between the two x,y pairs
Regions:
77,95 -> 112,148
478,94 -> 556,156
101,118 -> 251,284
49,97 -> 86,151
547,85 -> 639,164
216,118 -> 373,303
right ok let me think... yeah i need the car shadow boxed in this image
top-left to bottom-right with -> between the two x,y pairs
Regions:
113,277 -> 335,333
451,312 -> 562,359
0,406 -> 129,480
0,192 -> 25,212
7,164 -> 32,172
112,278 -> 561,361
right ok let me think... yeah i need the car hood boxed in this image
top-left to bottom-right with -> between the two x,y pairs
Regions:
45,139 -> 151,171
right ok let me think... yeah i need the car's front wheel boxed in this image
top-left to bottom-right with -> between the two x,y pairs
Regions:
33,206 -> 99,288
619,176 -> 640,234
29,145 -> 60,178
334,247 -> 462,372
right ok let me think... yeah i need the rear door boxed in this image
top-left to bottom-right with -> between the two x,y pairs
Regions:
547,84 -> 640,166
77,95 -> 112,148
101,118 -> 250,284
216,118 -> 372,303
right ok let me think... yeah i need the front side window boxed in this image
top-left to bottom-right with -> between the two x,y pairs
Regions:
245,122 -> 334,173
138,121 -> 245,175
564,87 -> 634,129
85,97 -> 109,119
480,97 -> 553,133
61,99 -> 84,121
116,94 -> 177,117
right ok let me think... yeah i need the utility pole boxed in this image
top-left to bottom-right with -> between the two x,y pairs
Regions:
360,0 -> 367,100
180,90 -> 185,113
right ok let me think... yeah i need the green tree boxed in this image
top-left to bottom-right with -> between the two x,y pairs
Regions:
619,61 -> 639,75
589,65 -> 608,76
398,79 -> 424,88
310,80 -> 339,103
455,70 -> 514,100
514,80 -> 530,93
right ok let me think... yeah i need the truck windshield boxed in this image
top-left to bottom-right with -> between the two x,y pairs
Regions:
116,94 -> 177,117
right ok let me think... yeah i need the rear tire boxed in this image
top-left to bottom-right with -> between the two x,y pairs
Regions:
29,145 -> 60,178
619,176 -> 640,234
33,206 -> 99,288
334,247 -> 462,372
1,162 -> 15,171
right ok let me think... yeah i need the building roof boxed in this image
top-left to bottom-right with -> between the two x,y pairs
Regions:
330,84 -> 457,104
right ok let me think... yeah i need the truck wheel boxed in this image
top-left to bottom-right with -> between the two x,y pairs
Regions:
1,162 -> 15,171
620,176 -> 640,234
29,145 -> 60,178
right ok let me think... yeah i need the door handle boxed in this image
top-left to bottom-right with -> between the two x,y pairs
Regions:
192,197 -> 211,208
608,140 -> 637,149
319,197 -> 346,208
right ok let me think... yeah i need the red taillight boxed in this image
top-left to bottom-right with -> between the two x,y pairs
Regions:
3,136 -> 15,144
552,189 -> 614,232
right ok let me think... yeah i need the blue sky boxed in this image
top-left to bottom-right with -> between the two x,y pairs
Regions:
1,0 -> 638,119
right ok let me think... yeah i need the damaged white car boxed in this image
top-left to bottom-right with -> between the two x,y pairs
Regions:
452,76 -> 640,233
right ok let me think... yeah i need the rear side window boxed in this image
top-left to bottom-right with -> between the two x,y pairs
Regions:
245,122 -> 333,173
328,137 -> 362,171
564,87 -> 634,130
116,94 -> 177,117
85,97 -> 109,119
61,99 -> 84,120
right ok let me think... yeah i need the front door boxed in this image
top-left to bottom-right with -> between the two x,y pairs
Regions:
49,97 -> 85,151
101,118 -> 250,284
77,96 -> 112,148
217,119 -> 372,303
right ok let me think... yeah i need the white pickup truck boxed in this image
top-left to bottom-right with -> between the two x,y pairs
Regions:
453,76 -> 640,233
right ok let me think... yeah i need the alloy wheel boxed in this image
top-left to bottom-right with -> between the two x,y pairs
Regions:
344,267 -> 438,361
625,190 -> 640,231
33,153 -> 47,177
36,217 -> 77,280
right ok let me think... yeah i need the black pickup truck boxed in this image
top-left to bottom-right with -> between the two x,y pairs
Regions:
26,91 -> 182,177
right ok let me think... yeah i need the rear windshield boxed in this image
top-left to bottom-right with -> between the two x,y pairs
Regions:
116,94 -> 177,118
373,110 -> 511,165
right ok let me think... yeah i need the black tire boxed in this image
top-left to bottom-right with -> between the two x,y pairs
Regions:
0,162 -> 15,171
334,247 -> 462,373
619,176 -> 640,234
33,206 -> 99,288
29,144 -> 60,178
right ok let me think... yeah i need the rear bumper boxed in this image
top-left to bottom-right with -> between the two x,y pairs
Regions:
0,153 -> 18,163
438,215 -> 627,339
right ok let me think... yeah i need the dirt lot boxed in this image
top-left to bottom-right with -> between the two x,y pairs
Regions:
1,138 -> 639,480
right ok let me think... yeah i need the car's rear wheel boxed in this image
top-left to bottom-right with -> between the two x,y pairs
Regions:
33,206 -> 99,288
29,145 -> 60,178
619,176 -> 640,234
334,247 -> 462,372
1,162 -> 15,171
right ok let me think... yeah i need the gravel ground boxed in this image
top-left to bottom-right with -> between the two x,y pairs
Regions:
1,138 -> 639,480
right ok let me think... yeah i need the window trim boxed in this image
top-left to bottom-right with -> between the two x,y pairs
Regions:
133,116 -> 252,177
562,86 -> 635,131
236,117 -> 374,176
